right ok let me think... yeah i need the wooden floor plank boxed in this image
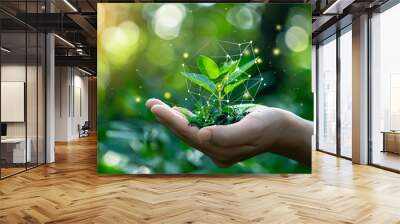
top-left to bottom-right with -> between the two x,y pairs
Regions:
0,135 -> 400,223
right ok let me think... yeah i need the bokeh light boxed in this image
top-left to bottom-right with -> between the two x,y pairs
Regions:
284,26 -> 309,52
101,21 -> 140,66
163,91 -> 172,99
226,5 -> 261,30
273,48 -> 281,56
153,4 -> 186,40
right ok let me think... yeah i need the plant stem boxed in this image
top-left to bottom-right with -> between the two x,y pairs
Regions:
218,91 -> 222,112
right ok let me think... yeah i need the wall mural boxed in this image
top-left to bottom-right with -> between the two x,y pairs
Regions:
97,3 -> 313,174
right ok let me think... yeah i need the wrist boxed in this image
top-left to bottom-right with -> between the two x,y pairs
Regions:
270,109 -> 312,167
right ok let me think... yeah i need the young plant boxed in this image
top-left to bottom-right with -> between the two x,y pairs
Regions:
181,55 -> 258,128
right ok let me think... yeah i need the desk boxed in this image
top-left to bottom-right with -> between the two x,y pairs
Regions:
382,131 -> 400,154
1,138 -> 31,163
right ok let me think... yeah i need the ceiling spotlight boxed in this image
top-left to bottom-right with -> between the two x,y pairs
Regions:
63,0 -> 78,12
54,34 -> 75,48
1,47 -> 11,53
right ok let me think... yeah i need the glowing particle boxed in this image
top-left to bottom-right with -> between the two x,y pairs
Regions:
250,40 -> 253,44
256,58 -> 263,64
135,96 -> 141,103
272,48 -> 280,56
276,24 -> 282,31
243,91 -> 251,98
254,48 -> 259,54
187,90 -> 190,93
248,74 -> 251,78
185,98 -> 188,101
244,50 -> 250,55
261,78 -> 264,81
226,100 -> 230,103
226,54 -> 230,58
163,91 -> 172,99
183,52 -> 189,58
263,83 -> 267,86
182,63 -> 185,67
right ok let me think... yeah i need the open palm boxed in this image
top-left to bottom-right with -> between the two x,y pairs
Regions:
146,98 -> 312,167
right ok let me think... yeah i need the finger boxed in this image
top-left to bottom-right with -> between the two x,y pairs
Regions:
146,98 -> 185,119
198,116 -> 262,147
151,104 -> 200,145
145,98 -> 166,109
173,106 -> 194,118
205,143 -> 260,168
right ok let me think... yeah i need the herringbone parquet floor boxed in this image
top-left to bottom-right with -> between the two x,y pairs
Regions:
1,135 -> 400,224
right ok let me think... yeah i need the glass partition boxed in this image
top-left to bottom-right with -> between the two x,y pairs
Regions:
370,3 -> 400,171
1,30 -> 28,177
317,35 -> 337,154
0,1 -> 46,179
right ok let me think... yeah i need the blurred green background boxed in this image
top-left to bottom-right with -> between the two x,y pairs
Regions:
97,3 -> 312,174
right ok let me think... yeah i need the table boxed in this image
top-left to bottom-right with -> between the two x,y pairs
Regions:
1,138 -> 31,163
381,131 -> 400,154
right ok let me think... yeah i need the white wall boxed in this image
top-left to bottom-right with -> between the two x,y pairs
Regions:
54,67 -> 89,141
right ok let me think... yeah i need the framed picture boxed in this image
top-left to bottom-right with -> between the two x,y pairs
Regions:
97,3 -> 312,174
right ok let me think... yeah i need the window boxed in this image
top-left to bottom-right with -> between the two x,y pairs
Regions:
370,3 -> 400,171
339,27 -> 352,158
317,35 -> 337,154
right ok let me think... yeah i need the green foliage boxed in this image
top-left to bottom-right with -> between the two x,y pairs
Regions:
225,58 -> 257,86
188,104 -> 254,128
197,55 -> 220,79
181,55 -> 258,127
181,72 -> 216,95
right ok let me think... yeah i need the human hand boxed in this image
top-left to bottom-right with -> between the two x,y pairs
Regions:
146,98 -> 312,167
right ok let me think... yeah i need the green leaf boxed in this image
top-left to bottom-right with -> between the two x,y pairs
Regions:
224,78 -> 248,94
181,72 -> 216,95
197,55 -> 220,79
225,58 -> 257,85
219,60 -> 239,75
